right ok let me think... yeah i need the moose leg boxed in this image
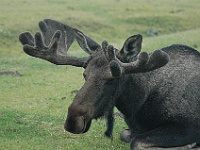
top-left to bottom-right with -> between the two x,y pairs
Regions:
104,108 -> 114,139
130,124 -> 197,150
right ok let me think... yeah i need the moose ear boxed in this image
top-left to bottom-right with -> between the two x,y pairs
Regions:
73,28 -> 101,54
120,34 -> 143,62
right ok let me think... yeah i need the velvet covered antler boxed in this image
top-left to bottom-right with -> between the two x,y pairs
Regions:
19,19 -> 90,67
102,40 -> 169,77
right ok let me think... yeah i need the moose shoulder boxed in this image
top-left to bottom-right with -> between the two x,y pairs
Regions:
19,19 -> 200,150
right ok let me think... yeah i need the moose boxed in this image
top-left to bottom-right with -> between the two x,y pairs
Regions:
19,19 -> 200,149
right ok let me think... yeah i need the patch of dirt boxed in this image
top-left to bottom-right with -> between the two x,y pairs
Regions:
0,71 -> 23,77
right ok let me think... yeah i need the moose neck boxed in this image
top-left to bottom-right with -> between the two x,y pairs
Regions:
115,72 -> 153,120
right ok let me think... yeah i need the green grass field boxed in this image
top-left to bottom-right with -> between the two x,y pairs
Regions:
1,0 -> 200,149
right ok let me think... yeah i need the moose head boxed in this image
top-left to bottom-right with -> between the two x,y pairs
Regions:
64,32 -> 169,134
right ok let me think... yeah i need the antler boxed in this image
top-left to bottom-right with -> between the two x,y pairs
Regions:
19,19 -> 90,67
102,41 -> 169,77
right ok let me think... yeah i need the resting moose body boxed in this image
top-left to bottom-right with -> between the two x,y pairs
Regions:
19,19 -> 200,150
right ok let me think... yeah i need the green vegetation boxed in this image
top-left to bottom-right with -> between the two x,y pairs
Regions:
0,0 -> 200,149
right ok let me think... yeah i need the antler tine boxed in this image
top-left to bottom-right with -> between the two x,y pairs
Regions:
19,19 -> 90,67
39,19 -> 75,55
74,28 -> 101,54
101,41 -> 122,77
147,50 -> 170,71
102,41 -> 116,61
109,49 -> 169,77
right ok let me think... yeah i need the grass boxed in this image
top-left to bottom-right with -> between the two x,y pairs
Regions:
0,0 -> 200,149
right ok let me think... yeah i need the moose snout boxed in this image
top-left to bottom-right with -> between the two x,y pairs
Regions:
64,116 -> 85,134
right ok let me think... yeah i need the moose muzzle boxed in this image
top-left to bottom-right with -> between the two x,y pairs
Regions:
64,115 -> 92,134
64,116 -> 86,134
